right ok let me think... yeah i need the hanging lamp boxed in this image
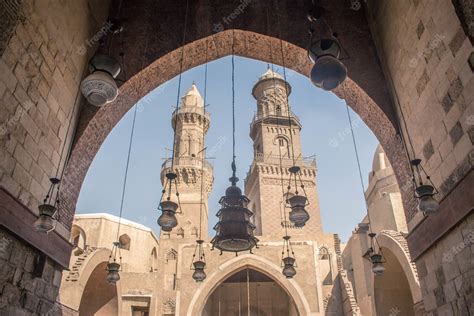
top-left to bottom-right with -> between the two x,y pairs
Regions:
106,85 -> 139,283
411,159 -> 439,214
191,240 -> 207,282
190,39 -> 210,282
156,0 -> 190,232
80,15 -> 124,107
281,236 -> 297,278
275,8 -> 311,228
35,54 -> 87,233
211,31 -> 258,255
35,178 -> 60,233
344,103 -> 387,275
363,233 -> 386,276
106,241 -> 122,284
306,4 -> 348,91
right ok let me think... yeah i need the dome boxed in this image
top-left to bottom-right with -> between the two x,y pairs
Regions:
181,83 -> 204,108
371,144 -> 391,173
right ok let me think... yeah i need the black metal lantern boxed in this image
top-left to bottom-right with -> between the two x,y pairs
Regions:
211,172 -> 259,255
35,178 -> 60,233
285,166 -> 310,227
370,253 -> 386,275
411,159 -> 439,214
363,233 -> 386,276
157,172 -> 181,232
191,240 -> 207,282
281,235 -> 297,278
106,241 -> 122,284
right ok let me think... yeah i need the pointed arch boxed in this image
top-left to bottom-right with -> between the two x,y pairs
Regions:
186,254 -> 312,315
62,29 -> 413,235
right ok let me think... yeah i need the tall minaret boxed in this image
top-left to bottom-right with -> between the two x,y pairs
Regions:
244,69 -> 322,238
160,84 -> 213,239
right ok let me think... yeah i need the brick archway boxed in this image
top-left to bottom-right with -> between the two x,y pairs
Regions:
62,30 -> 414,231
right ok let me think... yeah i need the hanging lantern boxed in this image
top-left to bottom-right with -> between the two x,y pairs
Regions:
211,172 -> 259,254
35,178 -> 60,233
306,6 -> 348,91
281,236 -> 297,278
285,166 -> 310,227
191,240 -> 207,282
157,172 -> 181,232
80,54 -> 121,107
308,38 -> 347,91
363,233 -> 386,276
106,242 -> 122,284
370,253 -> 386,275
411,159 -> 439,214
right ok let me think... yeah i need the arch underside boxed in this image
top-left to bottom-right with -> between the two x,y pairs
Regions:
62,30 -> 414,233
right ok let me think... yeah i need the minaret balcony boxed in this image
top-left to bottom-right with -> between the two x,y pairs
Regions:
253,153 -> 316,168
250,111 -> 301,131
160,157 -> 214,174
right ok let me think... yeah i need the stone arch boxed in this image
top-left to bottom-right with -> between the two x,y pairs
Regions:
60,248 -> 122,312
62,29 -> 413,233
186,254 -> 312,316
375,231 -> 422,304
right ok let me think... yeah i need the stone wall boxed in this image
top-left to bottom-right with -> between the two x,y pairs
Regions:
0,228 -> 61,315
415,212 -> 474,314
368,0 -> 473,220
0,0 -> 110,233
0,0 -> 110,314
367,0 -> 473,314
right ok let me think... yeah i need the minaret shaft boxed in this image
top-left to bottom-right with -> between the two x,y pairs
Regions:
161,84 -> 213,239
245,69 -> 322,237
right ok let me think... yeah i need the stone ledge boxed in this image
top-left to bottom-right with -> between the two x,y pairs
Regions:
406,169 -> 474,260
0,187 -> 72,269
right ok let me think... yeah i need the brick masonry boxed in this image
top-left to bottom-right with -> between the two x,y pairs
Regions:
0,0 -> 110,314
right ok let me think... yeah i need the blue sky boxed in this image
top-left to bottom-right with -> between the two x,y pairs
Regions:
76,56 -> 378,242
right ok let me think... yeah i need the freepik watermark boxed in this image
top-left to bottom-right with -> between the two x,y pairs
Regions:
0,100 -> 34,139
409,34 -> 445,68
328,116 -> 363,148
76,20 -> 115,55
207,136 -> 227,157
213,0 -> 256,33
442,229 -> 474,263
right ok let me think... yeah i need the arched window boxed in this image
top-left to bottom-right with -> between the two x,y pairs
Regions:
70,225 -> 86,251
119,234 -> 131,250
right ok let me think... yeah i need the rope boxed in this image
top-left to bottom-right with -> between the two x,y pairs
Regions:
198,38 -> 209,240
266,1 -> 289,233
344,103 -> 374,235
275,0 -> 296,166
231,29 -> 237,182
171,0 -> 190,168
115,104 -> 138,241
